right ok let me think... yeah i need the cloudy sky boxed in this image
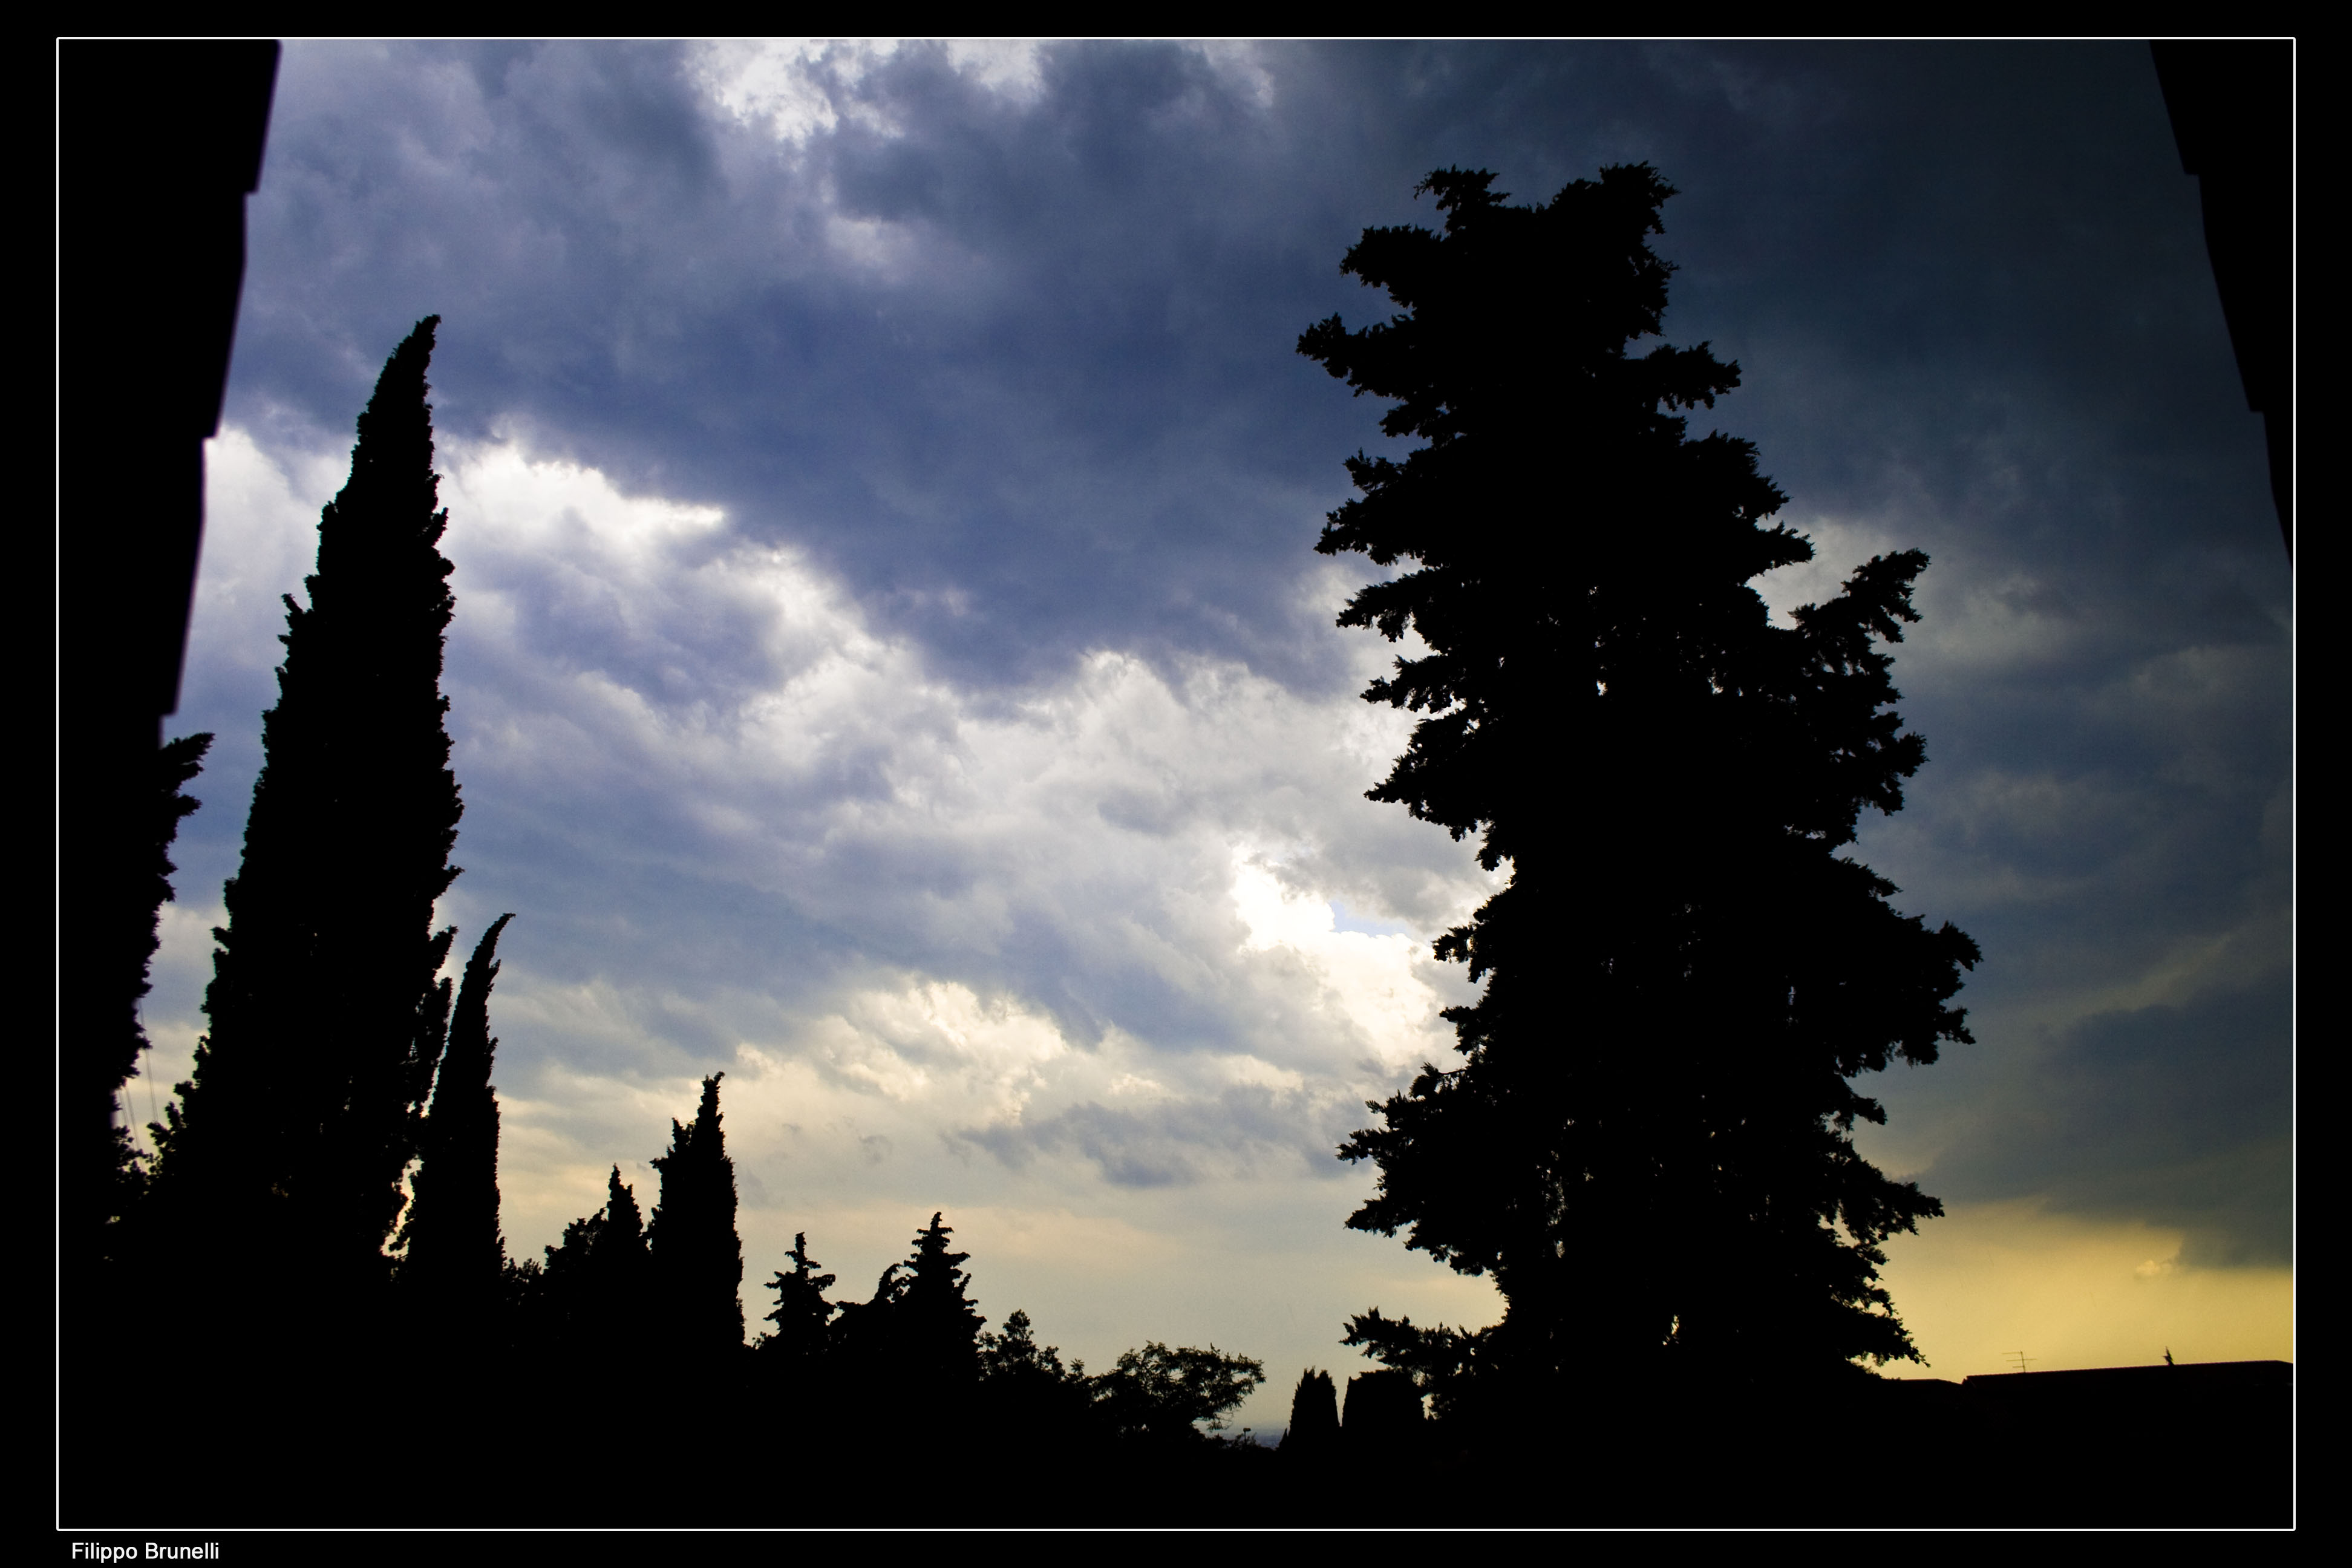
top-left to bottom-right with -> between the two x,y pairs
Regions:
142,39 -> 2292,1431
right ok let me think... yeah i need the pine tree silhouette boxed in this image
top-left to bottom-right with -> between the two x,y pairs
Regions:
1302,169 -> 1979,1409
152,318 -> 464,1302
647,1074 -> 746,1359
896,1212 -> 985,1383
759,1232 -> 838,1362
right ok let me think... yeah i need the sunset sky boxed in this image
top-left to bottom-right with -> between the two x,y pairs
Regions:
140,40 -> 2292,1436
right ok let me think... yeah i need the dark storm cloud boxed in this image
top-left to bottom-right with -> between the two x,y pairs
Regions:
226,42 -> 2276,676
231,40 -> 1377,690
1925,983 -> 2291,1266
166,41 -> 2288,1281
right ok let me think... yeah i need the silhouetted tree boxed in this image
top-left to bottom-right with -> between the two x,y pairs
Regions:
976,1308 -> 1095,1445
1092,1342 -> 1266,1445
399,914 -> 515,1317
57,43 -> 275,1335
647,1074 -> 745,1359
1339,1308 -> 1490,1427
151,317 -> 464,1297
1341,1369 -> 1424,1442
895,1211 -> 985,1382
758,1232 -> 838,1362
828,1261 -> 907,1369
538,1164 -> 650,1354
1281,1368 -> 1339,1457
68,730 -> 212,1272
1301,168 -> 1979,1403
979,1308 -> 1083,1385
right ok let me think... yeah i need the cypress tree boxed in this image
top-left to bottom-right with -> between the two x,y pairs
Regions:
647,1074 -> 745,1359
1340,1370 -> 1423,1442
62,727 -> 215,1498
1282,1368 -> 1339,1457
68,730 -> 212,1272
151,317 -> 463,1295
538,1165 -> 650,1356
399,914 -> 514,1313
592,1164 -> 649,1288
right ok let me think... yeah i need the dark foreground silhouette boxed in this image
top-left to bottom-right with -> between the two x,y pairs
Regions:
78,1331 -> 2291,1527
2150,41 -> 2295,557
1302,162 -> 1981,1420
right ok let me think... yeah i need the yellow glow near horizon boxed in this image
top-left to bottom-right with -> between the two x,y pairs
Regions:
1879,1198 -> 2293,1377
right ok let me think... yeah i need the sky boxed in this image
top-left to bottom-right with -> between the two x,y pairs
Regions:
138,39 -> 2292,1435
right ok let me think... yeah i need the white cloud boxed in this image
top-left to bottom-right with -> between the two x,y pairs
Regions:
940,39 -> 1052,105
689,38 -> 1053,149
192,426 -> 356,676
1751,512 -> 1900,629
691,39 -> 893,145
1230,855 -> 1451,1074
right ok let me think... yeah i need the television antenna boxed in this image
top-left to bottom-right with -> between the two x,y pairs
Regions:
2004,1350 -> 2037,1374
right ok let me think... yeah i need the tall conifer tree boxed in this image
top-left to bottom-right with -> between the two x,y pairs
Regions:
1301,169 -> 1978,1402
69,731 -> 212,1270
538,1165 -> 651,1356
647,1074 -> 745,1358
1282,1368 -> 1339,1457
400,913 -> 514,1309
152,317 -> 464,1289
